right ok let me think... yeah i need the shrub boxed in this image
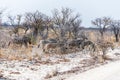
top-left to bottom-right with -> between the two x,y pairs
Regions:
26,34 -> 37,45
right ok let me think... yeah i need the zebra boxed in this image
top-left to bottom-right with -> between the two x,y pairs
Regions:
8,36 -> 31,48
80,40 -> 96,51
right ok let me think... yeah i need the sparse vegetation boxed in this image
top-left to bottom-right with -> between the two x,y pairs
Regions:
1,7 -> 120,80
0,7 -> 118,61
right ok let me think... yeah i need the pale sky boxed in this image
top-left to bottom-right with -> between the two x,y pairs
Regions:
0,0 -> 120,27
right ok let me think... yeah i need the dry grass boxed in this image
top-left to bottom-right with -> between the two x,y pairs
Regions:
0,47 -> 34,60
86,30 -> 115,43
0,29 -> 119,61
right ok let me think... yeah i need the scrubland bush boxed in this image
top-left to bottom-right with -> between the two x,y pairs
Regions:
26,34 -> 37,45
1,7 -> 120,61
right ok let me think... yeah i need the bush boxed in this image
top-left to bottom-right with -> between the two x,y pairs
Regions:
26,34 -> 37,45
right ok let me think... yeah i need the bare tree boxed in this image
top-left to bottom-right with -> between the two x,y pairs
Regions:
92,17 -> 111,37
16,15 -> 22,27
52,8 -> 81,40
40,16 -> 52,40
8,14 -> 22,35
71,19 -> 82,39
8,15 -> 16,27
110,20 -> 120,42
22,21 -> 31,34
50,8 -> 82,54
24,11 -> 51,42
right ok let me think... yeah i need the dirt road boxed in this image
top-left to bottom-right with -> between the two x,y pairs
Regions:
66,60 -> 120,80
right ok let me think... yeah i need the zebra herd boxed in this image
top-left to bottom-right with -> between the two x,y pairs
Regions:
37,38 -> 96,54
0,33 -> 113,55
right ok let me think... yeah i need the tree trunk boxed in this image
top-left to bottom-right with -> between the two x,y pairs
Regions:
115,34 -> 119,42
100,32 -> 104,40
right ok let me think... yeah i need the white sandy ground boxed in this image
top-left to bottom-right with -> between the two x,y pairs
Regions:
66,60 -> 120,80
0,52 -> 89,80
0,47 -> 120,80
